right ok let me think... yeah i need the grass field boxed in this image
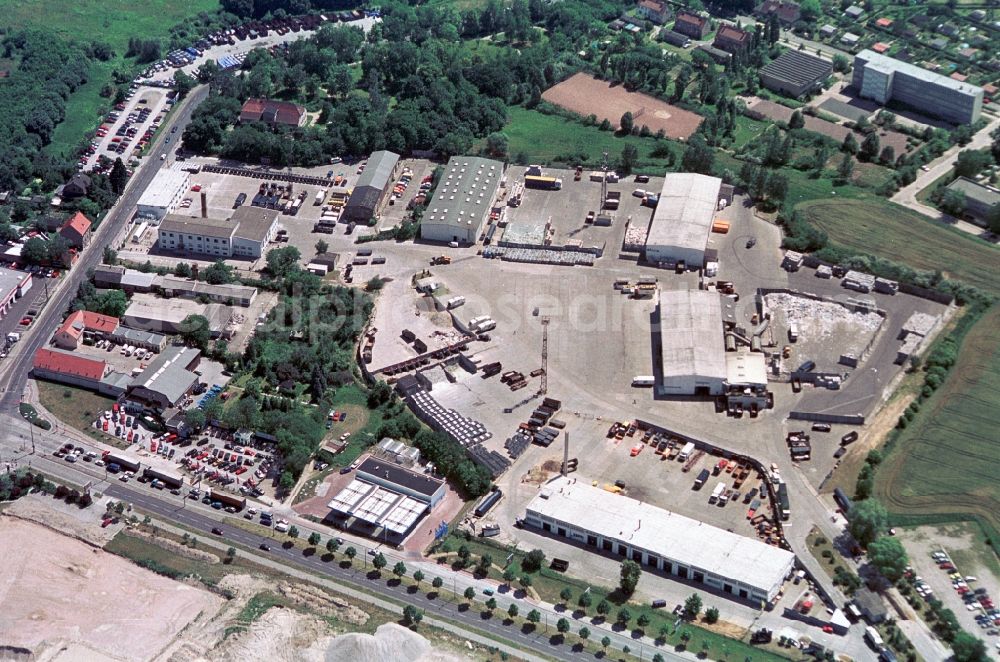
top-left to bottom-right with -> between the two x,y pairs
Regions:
499,106 -> 679,172
796,198 -> 1000,292
36,380 -> 118,443
875,305 -> 1000,548
0,0 -> 219,52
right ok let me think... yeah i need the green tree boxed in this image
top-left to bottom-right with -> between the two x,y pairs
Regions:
842,132 -> 859,154
556,617 -> 570,635
579,626 -> 590,640
522,549 -> 545,572
619,144 -> 639,175
174,262 -> 192,278
788,110 -> 805,130
344,546 -> 357,563
508,603 -> 519,618
326,538 -> 339,555
879,146 -> 896,165
203,260 -> 234,284
619,559 -> 642,595
179,314 -> 211,350
681,135 -> 714,174
308,532 -> 321,547
867,536 -> 909,582
412,569 -> 424,585
705,606 -> 720,623
849,499 -> 889,547
684,593 -> 703,619
578,592 -> 592,610
940,188 -> 967,216
800,0 -> 822,20
502,567 -> 516,586
527,609 -> 541,625
393,561 -> 407,579
597,599 -> 611,617
464,586 -> 476,602
226,546 -> 236,561
432,576 -> 444,590
837,153 -> 855,181
559,587 -> 573,605
109,157 -> 129,194
287,525 -> 299,539
402,604 -> 423,627
637,613 -> 650,628
519,574 -> 533,589
954,149 -> 992,179
266,246 -> 302,278
653,654 -> 665,662
486,597 -> 497,613
619,111 -> 634,135
859,132 -> 881,162
616,607 -> 632,626
315,239 -> 329,254
173,70 -> 196,97
485,132 -> 508,158
372,552 -> 387,573
21,237 -> 49,265
601,636 -> 611,651
184,408 -> 206,431
952,631 -> 988,662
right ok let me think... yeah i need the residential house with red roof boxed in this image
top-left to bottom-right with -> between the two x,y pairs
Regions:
714,24 -> 752,55
239,98 -> 307,127
53,310 -> 119,350
636,0 -> 671,24
756,0 -> 801,25
59,212 -> 92,249
673,11 -> 709,39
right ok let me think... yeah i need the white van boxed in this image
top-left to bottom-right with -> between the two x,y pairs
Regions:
631,376 -> 655,387
788,322 -> 799,342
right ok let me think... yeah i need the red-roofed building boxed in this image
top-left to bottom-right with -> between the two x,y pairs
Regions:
756,0 -> 801,25
673,11 -> 709,39
714,24 -> 752,54
950,72 -> 969,82
240,98 -> 306,127
872,42 -> 891,54
982,83 -> 997,98
53,310 -> 120,350
32,347 -> 108,389
875,17 -> 893,28
637,0 -> 670,24
59,212 -> 92,249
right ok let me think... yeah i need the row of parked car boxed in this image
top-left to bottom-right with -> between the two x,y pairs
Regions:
926,550 -> 1000,634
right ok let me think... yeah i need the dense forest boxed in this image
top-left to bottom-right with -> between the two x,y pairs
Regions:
0,31 -> 93,193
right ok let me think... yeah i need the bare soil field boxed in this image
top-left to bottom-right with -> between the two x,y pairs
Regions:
0,517 -> 223,660
542,73 -> 702,139
748,99 -> 852,142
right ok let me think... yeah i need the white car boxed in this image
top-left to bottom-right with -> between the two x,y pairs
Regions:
119,475 -> 129,482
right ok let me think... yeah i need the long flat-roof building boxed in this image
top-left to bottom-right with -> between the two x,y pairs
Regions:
645,173 -> 722,268
852,49 -> 984,124
945,176 -> 1000,224
343,150 -> 400,223
525,477 -> 795,603
137,168 -> 191,220
657,289 -> 727,396
0,266 -> 32,320
125,345 -> 201,411
123,293 -> 232,337
156,207 -> 277,259
760,50 -> 833,98
420,156 -> 503,245
157,276 -> 257,307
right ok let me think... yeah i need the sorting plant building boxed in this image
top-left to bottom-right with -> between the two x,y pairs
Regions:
656,289 -> 728,396
645,173 -> 723,268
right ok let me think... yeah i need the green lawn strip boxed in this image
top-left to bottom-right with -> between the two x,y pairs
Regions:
46,58 -> 118,157
432,534 -> 790,661
915,168 -> 954,206
499,106 -> 678,172
805,528 -> 861,596
795,197 -> 1000,292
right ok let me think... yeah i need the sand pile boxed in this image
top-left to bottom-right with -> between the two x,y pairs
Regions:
323,623 -> 465,662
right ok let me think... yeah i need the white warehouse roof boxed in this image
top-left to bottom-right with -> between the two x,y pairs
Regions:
659,289 -> 727,383
726,352 -> 768,387
137,168 -> 190,210
526,477 -> 796,597
646,173 -> 722,256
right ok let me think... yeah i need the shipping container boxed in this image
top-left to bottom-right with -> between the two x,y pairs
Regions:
524,175 -> 563,190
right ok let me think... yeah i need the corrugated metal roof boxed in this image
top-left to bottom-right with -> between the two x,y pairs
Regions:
423,156 -> 503,230
659,289 -> 727,381
646,173 -> 722,255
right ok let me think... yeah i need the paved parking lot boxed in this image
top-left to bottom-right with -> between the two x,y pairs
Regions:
82,87 -> 170,171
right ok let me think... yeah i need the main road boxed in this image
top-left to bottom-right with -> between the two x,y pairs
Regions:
0,84 -> 209,413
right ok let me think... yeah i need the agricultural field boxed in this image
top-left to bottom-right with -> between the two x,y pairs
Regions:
875,305 -> 1000,547
542,72 -> 703,140
796,198 -> 1000,292
499,106 -> 680,171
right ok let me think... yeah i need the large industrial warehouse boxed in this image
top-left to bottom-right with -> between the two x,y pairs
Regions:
525,477 -> 795,603
656,289 -> 727,396
342,150 -> 400,223
645,173 -> 723,267
420,156 -> 504,245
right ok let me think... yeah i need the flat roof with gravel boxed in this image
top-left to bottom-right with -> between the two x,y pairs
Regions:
159,214 -> 235,240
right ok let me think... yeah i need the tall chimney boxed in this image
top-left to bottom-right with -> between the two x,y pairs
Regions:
200,190 -> 208,218
561,431 -> 570,477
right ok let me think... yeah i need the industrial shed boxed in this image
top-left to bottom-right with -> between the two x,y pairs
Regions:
342,150 -> 400,223
760,50 -> 833,98
420,156 -> 503,245
525,477 -> 795,603
136,168 -> 190,220
656,289 -> 727,396
645,173 -> 722,268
